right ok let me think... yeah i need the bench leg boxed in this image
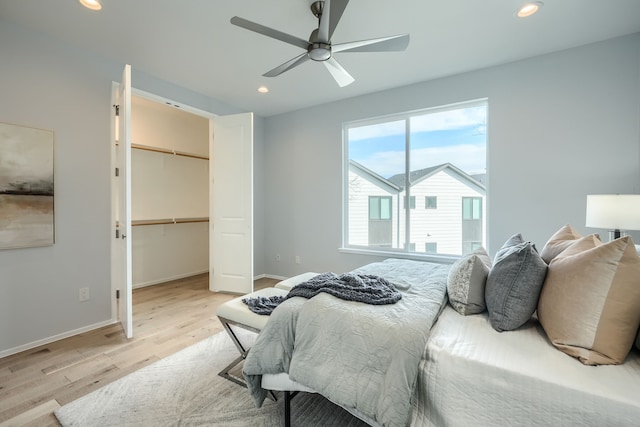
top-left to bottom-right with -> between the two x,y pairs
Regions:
217,318 -> 277,401
285,391 -> 291,427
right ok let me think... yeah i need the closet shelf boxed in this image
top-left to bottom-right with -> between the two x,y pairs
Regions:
115,141 -> 209,160
131,217 -> 209,226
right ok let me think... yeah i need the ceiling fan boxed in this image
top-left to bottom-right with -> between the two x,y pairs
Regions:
230,0 -> 410,87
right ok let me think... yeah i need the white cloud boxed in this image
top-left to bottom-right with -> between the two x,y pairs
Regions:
356,143 -> 486,178
411,106 -> 486,133
348,105 -> 486,141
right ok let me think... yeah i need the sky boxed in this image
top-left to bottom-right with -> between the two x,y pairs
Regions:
348,105 -> 487,178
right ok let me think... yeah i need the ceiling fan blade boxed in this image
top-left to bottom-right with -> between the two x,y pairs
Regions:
333,34 -> 409,53
230,16 -> 310,50
323,57 -> 354,87
317,0 -> 350,43
263,52 -> 310,77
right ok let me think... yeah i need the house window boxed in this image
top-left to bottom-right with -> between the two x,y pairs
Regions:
404,196 -> 416,209
369,196 -> 392,220
344,100 -> 487,257
368,196 -> 392,246
425,196 -> 437,209
462,197 -> 483,254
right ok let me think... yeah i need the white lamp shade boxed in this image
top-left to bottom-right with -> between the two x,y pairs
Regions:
586,194 -> 640,230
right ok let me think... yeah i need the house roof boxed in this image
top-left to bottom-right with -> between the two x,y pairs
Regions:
351,160 -> 485,195
388,163 -> 486,194
349,160 -> 401,193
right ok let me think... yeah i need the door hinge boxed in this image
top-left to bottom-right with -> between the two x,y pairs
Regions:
113,104 -> 120,116
115,167 -> 119,177
115,229 -> 120,239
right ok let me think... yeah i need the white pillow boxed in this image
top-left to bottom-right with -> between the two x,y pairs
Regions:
447,247 -> 491,315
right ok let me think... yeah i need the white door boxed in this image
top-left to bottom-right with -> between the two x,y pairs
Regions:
115,64 -> 133,337
210,113 -> 254,294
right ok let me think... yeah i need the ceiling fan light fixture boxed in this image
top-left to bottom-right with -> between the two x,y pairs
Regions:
516,1 -> 543,18
308,44 -> 332,61
79,0 -> 102,11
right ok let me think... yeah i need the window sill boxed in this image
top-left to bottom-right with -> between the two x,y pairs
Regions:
338,247 -> 458,264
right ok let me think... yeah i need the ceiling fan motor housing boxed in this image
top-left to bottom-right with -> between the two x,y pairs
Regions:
308,28 -> 332,61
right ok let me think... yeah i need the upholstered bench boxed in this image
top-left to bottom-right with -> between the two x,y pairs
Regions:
216,272 -> 318,388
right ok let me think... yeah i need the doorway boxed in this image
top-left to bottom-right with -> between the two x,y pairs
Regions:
111,67 -> 254,338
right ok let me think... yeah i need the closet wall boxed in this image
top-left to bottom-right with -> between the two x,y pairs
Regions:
131,96 -> 210,288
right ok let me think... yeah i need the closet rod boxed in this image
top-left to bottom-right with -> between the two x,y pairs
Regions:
131,217 -> 209,226
131,143 -> 209,160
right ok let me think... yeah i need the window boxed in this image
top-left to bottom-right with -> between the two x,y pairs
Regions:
368,196 -> 392,246
425,196 -> 437,209
462,197 -> 483,254
425,242 -> 437,253
404,196 -> 416,209
462,197 -> 482,220
344,100 -> 487,256
369,196 -> 392,220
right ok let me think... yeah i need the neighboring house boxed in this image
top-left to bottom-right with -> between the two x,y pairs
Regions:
348,161 -> 486,256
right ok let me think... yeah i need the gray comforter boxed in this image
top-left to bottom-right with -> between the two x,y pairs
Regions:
242,259 -> 450,427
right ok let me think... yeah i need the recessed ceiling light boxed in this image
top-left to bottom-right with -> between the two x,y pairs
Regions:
516,1 -> 543,18
257,86 -> 269,93
79,0 -> 102,11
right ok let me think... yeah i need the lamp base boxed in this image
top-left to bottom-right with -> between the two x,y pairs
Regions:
609,229 -> 626,241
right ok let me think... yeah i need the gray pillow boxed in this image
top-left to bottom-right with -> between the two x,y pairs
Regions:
447,247 -> 492,315
485,234 -> 548,332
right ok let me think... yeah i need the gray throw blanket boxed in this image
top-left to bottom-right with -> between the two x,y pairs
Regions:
242,272 -> 401,315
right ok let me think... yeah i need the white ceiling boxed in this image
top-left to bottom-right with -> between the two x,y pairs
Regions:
2,0 -> 640,117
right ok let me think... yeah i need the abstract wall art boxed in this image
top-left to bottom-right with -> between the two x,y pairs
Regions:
0,122 -> 55,249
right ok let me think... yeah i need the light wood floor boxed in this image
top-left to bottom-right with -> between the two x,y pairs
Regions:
0,274 -> 278,426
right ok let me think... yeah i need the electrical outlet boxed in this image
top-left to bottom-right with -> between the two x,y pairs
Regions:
79,287 -> 90,302
295,255 -> 301,264
276,253 -> 281,261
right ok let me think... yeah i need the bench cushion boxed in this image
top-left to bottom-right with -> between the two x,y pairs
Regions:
275,272 -> 319,291
216,287 -> 288,331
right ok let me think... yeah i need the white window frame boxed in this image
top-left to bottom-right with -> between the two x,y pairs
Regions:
340,99 -> 488,262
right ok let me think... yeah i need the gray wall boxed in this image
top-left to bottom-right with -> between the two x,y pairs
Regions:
1,16 -> 638,356
263,33 -> 640,277
0,21 -> 263,355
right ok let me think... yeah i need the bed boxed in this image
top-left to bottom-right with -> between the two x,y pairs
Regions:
411,306 -> 640,426
242,235 -> 640,426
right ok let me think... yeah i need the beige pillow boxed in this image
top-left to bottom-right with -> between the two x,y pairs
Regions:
537,236 -> 640,365
447,247 -> 491,315
540,224 -> 585,264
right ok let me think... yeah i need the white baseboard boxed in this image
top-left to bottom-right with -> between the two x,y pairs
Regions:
0,318 -> 117,359
133,269 -> 209,289
254,273 -> 287,281
2,272 -> 287,359
256,273 -> 287,281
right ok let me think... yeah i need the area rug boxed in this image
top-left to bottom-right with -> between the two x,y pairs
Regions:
54,328 -> 368,426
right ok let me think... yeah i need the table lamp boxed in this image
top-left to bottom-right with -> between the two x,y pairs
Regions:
585,194 -> 640,240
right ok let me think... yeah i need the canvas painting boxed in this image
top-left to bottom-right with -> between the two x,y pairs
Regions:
0,122 -> 55,249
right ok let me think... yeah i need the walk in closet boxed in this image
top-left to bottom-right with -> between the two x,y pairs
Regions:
130,96 -> 209,288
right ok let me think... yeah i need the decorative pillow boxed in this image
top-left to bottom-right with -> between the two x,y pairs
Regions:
537,236 -> 640,365
447,247 -> 492,315
485,234 -> 548,332
540,224 -> 583,264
